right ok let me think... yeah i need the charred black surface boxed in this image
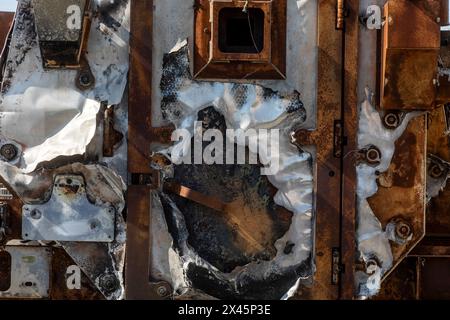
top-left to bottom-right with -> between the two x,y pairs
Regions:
186,256 -> 311,300
159,44 -> 306,123
167,107 -> 291,273
160,188 -> 311,300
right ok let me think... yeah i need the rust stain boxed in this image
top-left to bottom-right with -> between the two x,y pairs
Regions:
292,0 -> 348,300
379,131 -> 417,188
380,0 -> 441,110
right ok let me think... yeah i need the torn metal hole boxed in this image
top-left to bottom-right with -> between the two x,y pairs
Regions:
165,107 -> 292,274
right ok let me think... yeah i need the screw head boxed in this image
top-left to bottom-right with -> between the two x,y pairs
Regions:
395,221 -> 412,240
99,274 -> 119,293
0,144 -> 18,161
383,113 -> 400,129
157,285 -> 168,297
30,209 -> 42,220
366,147 -> 381,164
78,72 -> 92,88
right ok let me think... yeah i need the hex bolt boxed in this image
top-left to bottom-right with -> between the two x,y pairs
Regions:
0,144 -> 18,161
157,285 -> 168,297
78,72 -> 93,88
395,221 -> 412,240
383,113 -> 400,129
366,147 -> 381,165
429,163 -> 445,179
30,209 -> 42,220
99,274 -> 119,293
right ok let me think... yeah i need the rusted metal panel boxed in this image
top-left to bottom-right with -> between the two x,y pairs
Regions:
374,257 -> 418,300
426,106 -> 450,235
418,257 -> 450,299
293,0 -> 343,300
194,0 -> 286,79
125,185 -> 171,299
410,237 -> 450,256
340,0 -> 359,300
367,115 -> 427,280
126,0 -> 171,300
293,0 -> 358,301
128,0 -> 172,174
0,12 -> 14,52
384,0 -> 441,49
128,0 -> 153,174
380,0 -> 441,110
442,0 -> 449,25
427,106 -> 450,162
382,49 -> 439,110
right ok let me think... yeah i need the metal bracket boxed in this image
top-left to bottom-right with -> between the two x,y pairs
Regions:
0,246 -> 51,299
22,175 -> 115,242
332,248 -> 343,285
130,171 -> 161,189
334,120 -> 344,158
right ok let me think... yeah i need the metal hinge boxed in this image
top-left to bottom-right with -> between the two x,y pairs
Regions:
334,120 -> 346,158
130,172 -> 160,189
332,248 -> 344,285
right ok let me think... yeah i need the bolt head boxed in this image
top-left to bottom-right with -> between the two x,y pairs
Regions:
79,72 -> 92,87
0,144 -> 18,161
384,113 -> 399,129
395,221 -> 412,240
366,147 -> 381,164
157,285 -> 168,297
30,209 -> 42,220
99,274 -> 119,293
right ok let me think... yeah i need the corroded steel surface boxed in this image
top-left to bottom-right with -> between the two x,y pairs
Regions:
126,0 -> 171,300
293,0 -> 343,300
368,116 -> 427,281
380,0 -> 441,110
